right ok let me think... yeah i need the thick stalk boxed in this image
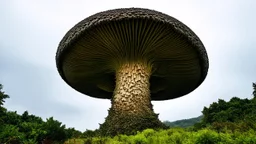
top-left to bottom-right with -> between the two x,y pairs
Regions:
99,62 -> 166,136
112,62 -> 152,116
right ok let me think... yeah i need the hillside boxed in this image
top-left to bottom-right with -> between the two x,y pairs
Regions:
163,115 -> 203,128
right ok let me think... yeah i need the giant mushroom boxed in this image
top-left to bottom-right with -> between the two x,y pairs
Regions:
56,8 -> 208,136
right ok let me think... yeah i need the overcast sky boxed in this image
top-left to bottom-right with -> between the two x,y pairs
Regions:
1,0 -> 255,132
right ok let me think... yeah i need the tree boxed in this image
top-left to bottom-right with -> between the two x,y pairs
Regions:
3,111 -> 22,126
0,84 -> 9,119
42,117 -> 68,142
65,128 -> 82,138
253,82 -> 256,98
0,83 -> 83,143
0,84 -> 9,106
0,124 -> 25,144
200,96 -> 256,128
21,111 -> 43,124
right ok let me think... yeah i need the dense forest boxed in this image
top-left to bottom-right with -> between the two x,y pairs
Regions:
0,83 -> 256,143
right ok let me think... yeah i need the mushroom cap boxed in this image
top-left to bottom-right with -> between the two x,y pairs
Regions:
56,8 -> 209,101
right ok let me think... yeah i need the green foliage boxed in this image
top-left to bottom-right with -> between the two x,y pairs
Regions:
0,84 -> 9,106
19,121 -> 46,141
210,121 -> 256,133
1,110 -> 77,143
253,82 -> 256,98
0,84 -> 9,126
66,127 -> 83,138
66,128 -> 256,144
42,117 -> 68,142
195,129 -> 220,144
0,86 -> 24,144
201,97 -> 256,126
82,129 -> 99,138
0,124 -> 25,144
0,83 -> 82,143
4,111 -> 22,125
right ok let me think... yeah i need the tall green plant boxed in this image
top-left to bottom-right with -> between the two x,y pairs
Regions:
0,84 -> 9,123
253,82 -> 256,98
0,84 -> 9,106
42,117 -> 68,142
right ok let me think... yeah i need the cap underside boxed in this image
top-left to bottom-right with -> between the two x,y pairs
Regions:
59,17 -> 204,100
56,8 -> 208,101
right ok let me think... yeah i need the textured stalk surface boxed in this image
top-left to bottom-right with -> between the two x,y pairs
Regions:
99,62 -> 166,136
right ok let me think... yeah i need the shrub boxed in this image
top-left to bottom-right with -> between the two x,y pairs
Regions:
195,129 -> 220,144
0,124 -> 25,144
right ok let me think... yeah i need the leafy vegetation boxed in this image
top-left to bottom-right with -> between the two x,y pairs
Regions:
64,128 -> 256,144
0,84 -> 82,144
253,82 -> 256,98
1,82 -> 256,143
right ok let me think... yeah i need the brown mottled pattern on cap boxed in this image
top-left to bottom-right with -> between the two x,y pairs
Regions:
56,8 -> 208,84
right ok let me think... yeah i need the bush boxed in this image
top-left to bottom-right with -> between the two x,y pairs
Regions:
195,129 -> 220,144
0,124 -> 25,144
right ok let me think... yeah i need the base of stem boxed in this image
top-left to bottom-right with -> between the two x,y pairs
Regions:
99,108 -> 168,136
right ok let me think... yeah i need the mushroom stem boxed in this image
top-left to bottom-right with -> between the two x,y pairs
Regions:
113,62 -> 152,116
99,62 -> 166,136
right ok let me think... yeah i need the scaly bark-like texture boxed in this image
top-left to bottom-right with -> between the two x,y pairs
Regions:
99,62 -> 167,136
